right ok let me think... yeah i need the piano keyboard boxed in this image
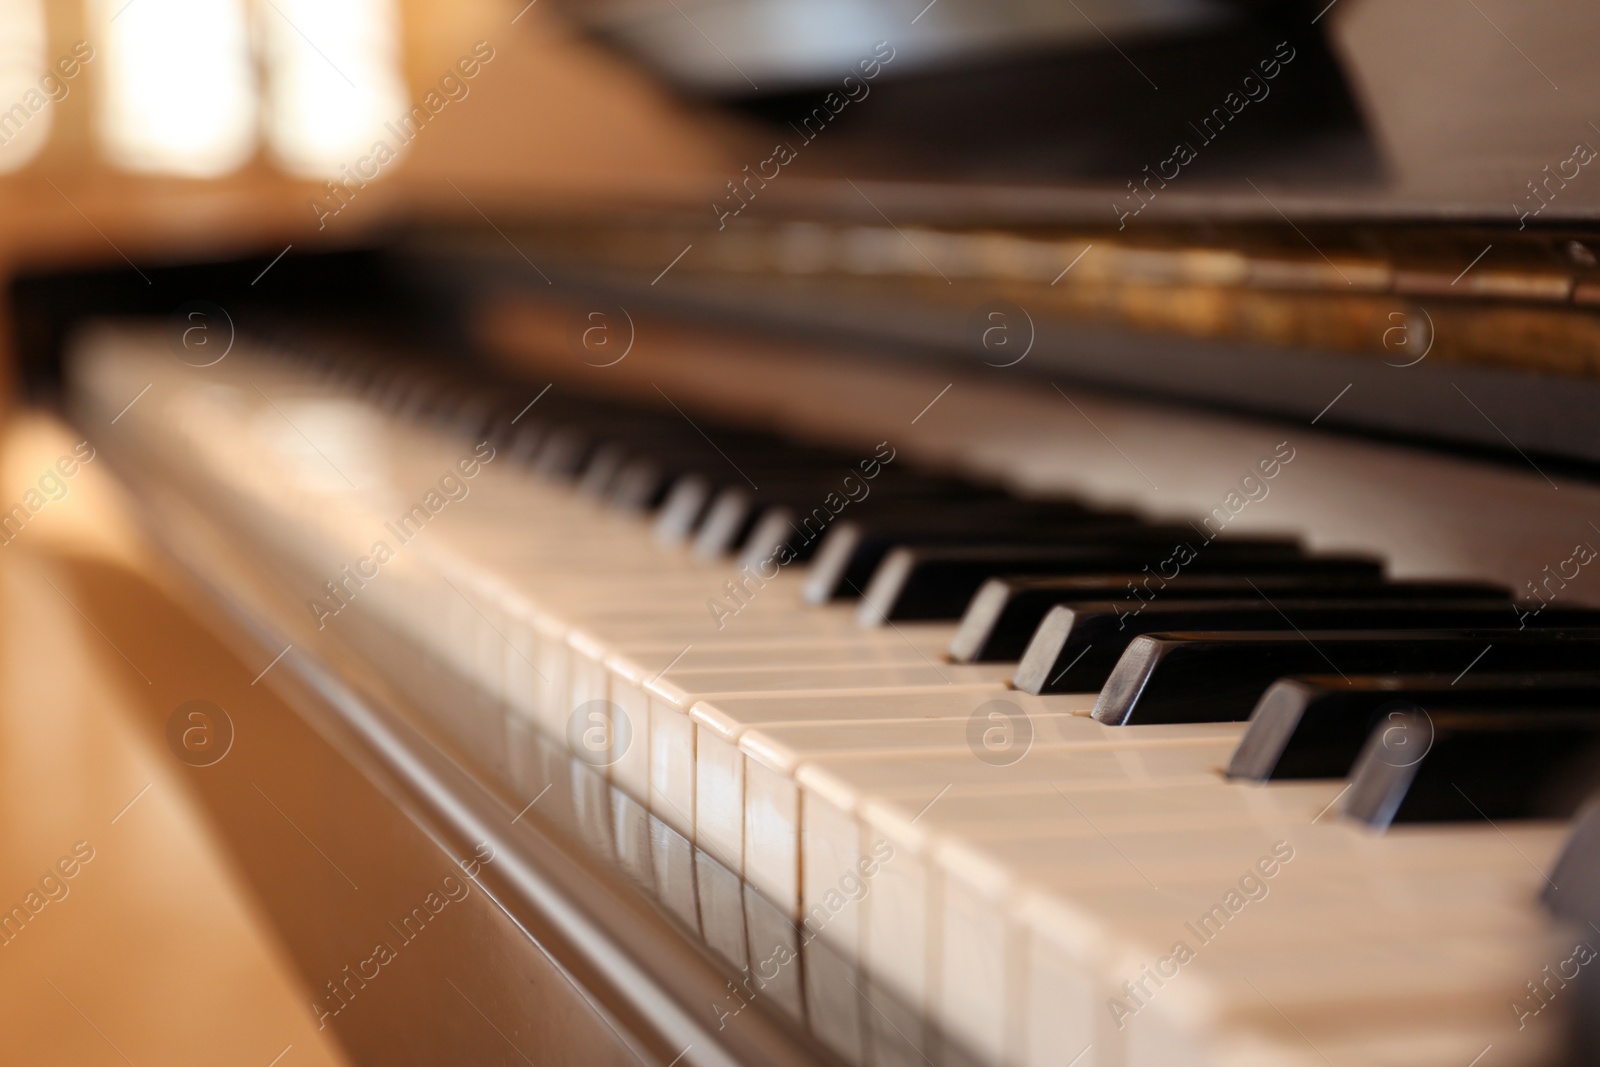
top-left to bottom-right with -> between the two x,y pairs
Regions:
70,321 -> 1600,1067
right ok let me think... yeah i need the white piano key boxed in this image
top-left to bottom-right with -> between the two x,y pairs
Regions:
608,662 -> 655,804
1119,936 -> 1569,1067
698,685 -> 1035,876
732,710 -> 1099,903
566,629 -> 611,725
990,819 -> 1570,1066
794,741 -> 1241,1060
595,624 -> 962,809
606,627 -> 960,670
697,724 -> 747,872
650,696 -> 698,837
637,662 -> 1012,844
858,776 -> 1335,1041
746,756 -> 805,913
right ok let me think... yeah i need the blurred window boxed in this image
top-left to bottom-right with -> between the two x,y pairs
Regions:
94,0 -> 259,176
259,0 -> 408,178
0,0 -> 52,172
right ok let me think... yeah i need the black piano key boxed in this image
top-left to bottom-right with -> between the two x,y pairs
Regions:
580,441 -> 718,502
420,390 -> 492,439
693,485 -> 791,559
651,474 -> 716,542
752,502 -> 1139,575
620,439 -> 859,529
604,440 -> 774,513
857,541 -> 1318,624
577,441 -> 634,497
800,502 -> 1139,601
1095,628 -> 1600,725
503,422 -> 547,466
609,456 -> 677,513
1541,797 -> 1600,1064
1343,710 -> 1600,829
1228,673 -> 1600,781
1544,798 -> 1600,921
949,575 -> 1506,663
532,427 -> 596,478
737,492 -> 1069,571
606,430 -> 814,511
1016,601 -> 1599,695
526,399 -> 846,491
698,478 -> 1025,562
394,376 -> 447,418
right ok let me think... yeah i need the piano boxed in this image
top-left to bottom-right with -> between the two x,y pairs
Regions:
14,1 -> 1600,1065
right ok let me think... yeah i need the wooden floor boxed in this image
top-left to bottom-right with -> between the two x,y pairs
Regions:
0,411 -> 350,1067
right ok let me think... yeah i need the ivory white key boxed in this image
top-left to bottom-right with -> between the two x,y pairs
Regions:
641,663 -> 1013,842
692,692 -> 1217,910
792,740 -> 1244,1023
574,624 -> 960,799
936,810 -> 1569,1066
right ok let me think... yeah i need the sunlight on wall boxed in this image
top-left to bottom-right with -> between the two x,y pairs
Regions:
94,0 -> 258,177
